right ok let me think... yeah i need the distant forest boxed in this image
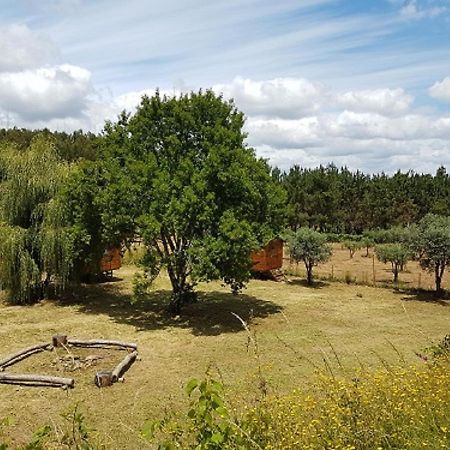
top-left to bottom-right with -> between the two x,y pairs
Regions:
277,165 -> 450,233
1,127 -> 449,234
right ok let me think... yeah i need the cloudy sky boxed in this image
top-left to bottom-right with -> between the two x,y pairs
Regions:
1,0 -> 450,173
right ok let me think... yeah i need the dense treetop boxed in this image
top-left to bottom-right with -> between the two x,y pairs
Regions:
280,164 -> 450,233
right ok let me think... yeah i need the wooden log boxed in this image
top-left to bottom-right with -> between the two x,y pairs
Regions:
111,351 -> 138,382
68,339 -> 137,350
0,373 -> 74,388
0,343 -> 52,370
94,370 -> 113,387
52,334 -> 68,347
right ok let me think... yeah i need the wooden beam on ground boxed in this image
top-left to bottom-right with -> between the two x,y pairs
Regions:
111,351 -> 138,382
0,343 -> 52,371
67,339 -> 137,350
0,373 -> 74,388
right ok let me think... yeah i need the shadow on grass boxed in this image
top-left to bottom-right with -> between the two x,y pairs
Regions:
392,288 -> 450,306
286,279 -> 329,289
59,282 -> 283,336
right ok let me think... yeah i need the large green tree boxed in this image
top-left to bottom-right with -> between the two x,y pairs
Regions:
101,91 -> 285,313
0,138 -> 73,303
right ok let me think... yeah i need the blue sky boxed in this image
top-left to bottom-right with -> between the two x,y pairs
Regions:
1,0 -> 450,173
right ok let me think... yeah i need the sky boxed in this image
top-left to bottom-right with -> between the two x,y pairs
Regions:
1,0 -> 450,173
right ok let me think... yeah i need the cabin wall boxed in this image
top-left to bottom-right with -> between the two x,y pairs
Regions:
251,239 -> 283,272
100,248 -> 122,273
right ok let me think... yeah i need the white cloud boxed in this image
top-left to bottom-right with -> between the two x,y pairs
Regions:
400,0 -> 447,19
246,117 -> 321,148
0,65 -> 92,121
0,24 -> 59,72
336,88 -> 413,115
213,77 -> 325,119
429,77 -> 450,101
1,72 -> 450,175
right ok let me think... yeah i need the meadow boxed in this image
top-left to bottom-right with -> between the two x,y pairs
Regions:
286,243 -> 450,291
0,262 -> 449,448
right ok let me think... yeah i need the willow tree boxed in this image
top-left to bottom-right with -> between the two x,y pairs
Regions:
101,91 -> 286,314
0,137 -> 73,303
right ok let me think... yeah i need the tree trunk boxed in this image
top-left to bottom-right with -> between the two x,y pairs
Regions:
435,264 -> 443,295
305,261 -> 313,285
393,265 -> 398,283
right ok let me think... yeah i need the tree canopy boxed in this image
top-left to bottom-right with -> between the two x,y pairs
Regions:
282,165 -> 450,233
287,227 -> 332,285
0,138 -> 73,303
411,214 -> 450,293
100,90 -> 285,313
375,243 -> 411,283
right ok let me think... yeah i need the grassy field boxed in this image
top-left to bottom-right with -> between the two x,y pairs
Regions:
286,243 -> 450,290
0,265 -> 449,448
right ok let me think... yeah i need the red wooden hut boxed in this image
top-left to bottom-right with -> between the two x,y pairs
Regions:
99,248 -> 122,275
250,238 -> 284,279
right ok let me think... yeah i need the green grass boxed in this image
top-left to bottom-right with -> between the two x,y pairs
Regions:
0,265 -> 449,448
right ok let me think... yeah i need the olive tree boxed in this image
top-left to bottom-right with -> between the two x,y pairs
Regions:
375,244 -> 411,283
101,91 -> 285,313
342,239 -> 362,259
411,214 -> 450,294
288,227 -> 332,285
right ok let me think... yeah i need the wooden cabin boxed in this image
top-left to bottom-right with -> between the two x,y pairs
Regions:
250,238 -> 284,273
99,248 -> 122,275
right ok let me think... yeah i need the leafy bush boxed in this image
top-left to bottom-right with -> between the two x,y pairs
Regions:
148,358 -> 450,449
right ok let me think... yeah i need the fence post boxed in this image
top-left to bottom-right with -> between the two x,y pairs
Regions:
372,255 -> 376,286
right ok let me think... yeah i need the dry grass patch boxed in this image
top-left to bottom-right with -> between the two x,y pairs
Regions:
0,265 -> 449,448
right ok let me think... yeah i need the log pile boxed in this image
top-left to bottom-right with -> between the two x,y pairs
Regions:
0,335 -> 139,389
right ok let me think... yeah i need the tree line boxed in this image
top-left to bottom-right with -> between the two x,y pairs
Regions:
0,92 -> 449,310
279,164 -> 450,233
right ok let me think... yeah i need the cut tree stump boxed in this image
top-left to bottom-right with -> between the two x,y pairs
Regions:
111,351 -> 138,382
95,370 -> 113,387
52,335 -> 68,347
0,343 -> 52,371
0,373 -> 74,388
68,339 -> 137,350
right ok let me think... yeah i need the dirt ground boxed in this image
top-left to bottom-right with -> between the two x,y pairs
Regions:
285,243 -> 450,291
0,265 -> 449,448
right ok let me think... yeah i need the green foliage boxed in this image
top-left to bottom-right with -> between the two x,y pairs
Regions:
102,91 -> 285,313
375,243 -> 412,282
60,405 -> 96,450
143,377 -> 250,449
0,128 -> 98,162
288,227 -> 332,284
411,214 -> 450,293
60,159 -> 135,279
426,334 -> 450,360
0,138 -> 74,303
0,417 -> 50,450
282,164 -> 450,233
361,232 -> 375,256
342,239 -> 362,259
149,357 -> 450,450
1,405 -> 98,450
